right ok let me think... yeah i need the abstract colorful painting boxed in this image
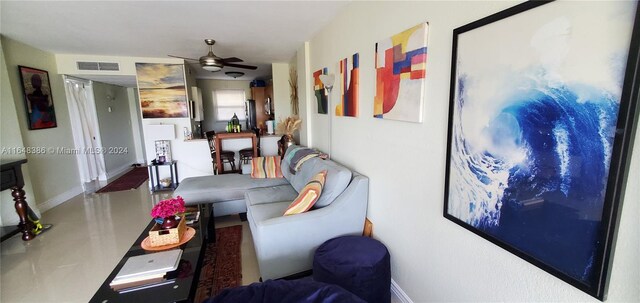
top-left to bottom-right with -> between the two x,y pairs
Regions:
313,68 -> 328,114
135,63 -> 188,118
336,53 -> 359,117
443,1 -> 639,299
374,23 -> 428,123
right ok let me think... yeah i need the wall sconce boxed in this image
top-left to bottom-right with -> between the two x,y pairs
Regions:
319,73 -> 335,158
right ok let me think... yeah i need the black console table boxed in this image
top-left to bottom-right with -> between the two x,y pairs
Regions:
90,204 -> 215,303
1,159 -> 34,241
148,160 -> 179,192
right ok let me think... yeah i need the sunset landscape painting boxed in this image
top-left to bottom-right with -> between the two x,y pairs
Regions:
135,63 -> 188,118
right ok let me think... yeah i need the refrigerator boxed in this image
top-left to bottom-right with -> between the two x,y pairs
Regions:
245,99 -> 257,130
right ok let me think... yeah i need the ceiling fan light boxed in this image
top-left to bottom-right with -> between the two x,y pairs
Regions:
202,65 -> 222,72
225,71 -> 245,78
200,55 -> 223,72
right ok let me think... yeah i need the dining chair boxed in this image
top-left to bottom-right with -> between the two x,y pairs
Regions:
239,128 -> 261,172
205,130 -> 236,174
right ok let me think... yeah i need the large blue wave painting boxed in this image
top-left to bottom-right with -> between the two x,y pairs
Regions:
450,77 -> 617,282
446,1 -> 637,286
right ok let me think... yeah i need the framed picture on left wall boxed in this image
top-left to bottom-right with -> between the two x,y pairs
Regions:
18,66 -> 57,130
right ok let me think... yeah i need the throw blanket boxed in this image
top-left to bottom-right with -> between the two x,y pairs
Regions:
285,147 -> 327,174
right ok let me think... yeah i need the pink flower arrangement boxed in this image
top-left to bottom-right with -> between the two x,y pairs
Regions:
151,196 -> 186,219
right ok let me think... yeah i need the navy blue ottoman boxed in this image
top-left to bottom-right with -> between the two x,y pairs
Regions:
313,236 -> 391,303
204,279 -> 366,303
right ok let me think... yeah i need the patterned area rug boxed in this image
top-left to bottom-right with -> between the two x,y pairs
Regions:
96,167 -> 148,193
194,225 -> 243,303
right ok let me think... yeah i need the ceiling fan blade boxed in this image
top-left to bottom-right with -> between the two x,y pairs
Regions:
168,55 -> 198,61
223,63 -> 258,70
221,57 -> 243,63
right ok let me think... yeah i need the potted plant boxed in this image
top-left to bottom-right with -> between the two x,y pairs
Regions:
151,196 -> 186,229
276,116 -> 301,155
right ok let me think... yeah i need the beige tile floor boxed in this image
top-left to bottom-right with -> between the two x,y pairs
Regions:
0,181 -> 259,303
1,180 -> 401,303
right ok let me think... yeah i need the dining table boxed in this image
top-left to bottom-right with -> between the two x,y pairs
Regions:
214,132 -> 258,174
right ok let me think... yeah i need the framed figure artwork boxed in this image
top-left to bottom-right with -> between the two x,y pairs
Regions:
19,66 -> 57,130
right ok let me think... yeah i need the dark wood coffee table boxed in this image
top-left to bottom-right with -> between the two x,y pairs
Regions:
90,204 -> 215,303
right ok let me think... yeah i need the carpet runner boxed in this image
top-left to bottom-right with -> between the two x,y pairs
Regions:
194,225 -> 243,303
95,167 -> 149,193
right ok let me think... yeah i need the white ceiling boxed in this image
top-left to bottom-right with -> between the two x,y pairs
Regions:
0,1 -> 348,86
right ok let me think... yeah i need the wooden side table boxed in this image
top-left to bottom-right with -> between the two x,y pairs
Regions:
148,160 -> 179,192
1,159 -> 34,241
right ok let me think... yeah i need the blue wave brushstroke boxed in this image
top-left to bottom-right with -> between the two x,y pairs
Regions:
449,72 -> 619,283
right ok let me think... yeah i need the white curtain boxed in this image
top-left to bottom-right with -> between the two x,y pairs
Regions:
64,78 -> 106,183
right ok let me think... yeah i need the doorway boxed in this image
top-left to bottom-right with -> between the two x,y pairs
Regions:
63,76 -> 107,191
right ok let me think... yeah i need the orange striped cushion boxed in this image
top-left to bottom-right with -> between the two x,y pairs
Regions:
251,156 -> 284,178
284,170 -> 327,216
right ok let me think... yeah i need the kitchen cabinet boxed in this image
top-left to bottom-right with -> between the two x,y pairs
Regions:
251,87 -> 268,129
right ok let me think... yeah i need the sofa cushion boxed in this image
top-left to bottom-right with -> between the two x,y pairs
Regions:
311,159 -> 352,208
175,174 -> 289,205
248,201 -> 292,224
284,170 -> 327,216
245,184 -> 298,206
281,146 -> 352,208
251,156 -> 283,179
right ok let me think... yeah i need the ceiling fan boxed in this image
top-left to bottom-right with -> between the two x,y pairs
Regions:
169,39 -> 257,72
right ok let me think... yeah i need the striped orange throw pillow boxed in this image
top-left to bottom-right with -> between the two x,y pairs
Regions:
284,170 -> 327,216
251,156 -> 284,178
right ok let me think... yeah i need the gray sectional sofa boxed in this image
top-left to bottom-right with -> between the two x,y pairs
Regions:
174,145 -> 369,280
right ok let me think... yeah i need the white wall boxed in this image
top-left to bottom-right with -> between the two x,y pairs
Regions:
127,87 -> 145,163
297,42 -> 312,146
304,1 -> 639,302
56,53 -> 183,77
92,81 -> 137,177
2,36 -> 82,212
0,39 -> 39,226
272,63 -> 291,123
142,119 -> 212,181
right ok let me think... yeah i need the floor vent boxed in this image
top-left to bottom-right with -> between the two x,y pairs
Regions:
77,61 -> 120,71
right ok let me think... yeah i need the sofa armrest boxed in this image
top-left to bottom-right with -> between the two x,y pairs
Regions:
245,184 -> 298,206
249,175 -> 369,279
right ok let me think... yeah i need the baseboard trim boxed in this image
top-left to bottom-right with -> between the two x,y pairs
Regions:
106,163 -> 135,180
37,185 -> 84,213
391,278 -> 413,303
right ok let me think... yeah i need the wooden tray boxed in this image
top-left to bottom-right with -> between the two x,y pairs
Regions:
141,227 -> 196,251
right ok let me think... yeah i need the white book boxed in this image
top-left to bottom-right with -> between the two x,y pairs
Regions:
117,279 -> 176,294
109,272 -> 165,286
112,249 -> 182,283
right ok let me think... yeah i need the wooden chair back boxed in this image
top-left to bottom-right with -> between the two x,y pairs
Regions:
205,130 -> 217,157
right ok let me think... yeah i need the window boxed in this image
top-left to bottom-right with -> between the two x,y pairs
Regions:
214,89 -> 246,121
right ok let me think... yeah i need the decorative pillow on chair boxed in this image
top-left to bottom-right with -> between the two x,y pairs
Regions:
284,170 -> 327,216
251,156 -> 284,178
